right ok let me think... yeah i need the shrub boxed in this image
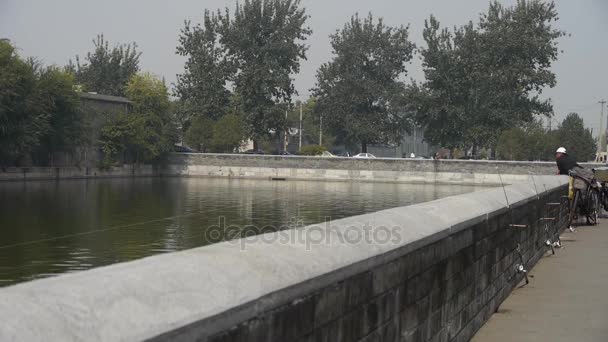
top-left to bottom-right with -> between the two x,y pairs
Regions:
299,145 -> 327,156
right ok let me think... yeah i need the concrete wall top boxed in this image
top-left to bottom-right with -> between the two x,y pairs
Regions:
0,175 -> 568,341
167,153 -> 603,175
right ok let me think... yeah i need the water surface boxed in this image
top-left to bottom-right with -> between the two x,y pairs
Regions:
0,178 -> 482,286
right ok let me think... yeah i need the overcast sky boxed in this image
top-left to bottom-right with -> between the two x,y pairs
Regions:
2,0 -> 607,134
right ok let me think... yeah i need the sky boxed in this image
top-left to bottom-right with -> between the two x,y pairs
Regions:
1,0 -> 607,134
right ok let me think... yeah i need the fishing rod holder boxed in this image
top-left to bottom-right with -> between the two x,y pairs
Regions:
515,244 -> 530,285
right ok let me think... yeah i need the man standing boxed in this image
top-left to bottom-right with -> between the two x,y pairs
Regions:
556,147 -> 597,229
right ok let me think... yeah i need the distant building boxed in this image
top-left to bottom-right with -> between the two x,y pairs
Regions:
77,93 -> 133,166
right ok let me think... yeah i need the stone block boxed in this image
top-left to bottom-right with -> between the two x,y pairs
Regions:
372,258 -> 410,296
426,308 -> 444,339
340,306 -> 368,342
345,272 -> 375,312
314,282 -> 346,327
358,317 -> 399,342
208,317 -> 270,342
428,328 -> 448,342
268,295 -> 315,341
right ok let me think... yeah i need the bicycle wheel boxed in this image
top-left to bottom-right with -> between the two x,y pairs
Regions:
587,189 -> 600,225
568,190 -> 580,228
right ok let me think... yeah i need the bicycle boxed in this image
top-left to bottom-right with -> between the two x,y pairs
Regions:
568,169 -> 600,228
593,167 -> 608,213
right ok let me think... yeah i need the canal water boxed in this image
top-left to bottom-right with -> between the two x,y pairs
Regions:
0,178 -> 482,286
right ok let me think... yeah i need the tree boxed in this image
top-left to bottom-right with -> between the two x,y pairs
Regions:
496,127 -> 528,161
211,114 -> 246,152
558,113 -> 596,162
69,34 -> 141,97
0,40 -> 84,166
100,73 -> 176,164
176,0 -> 312,148
0,40 -> 49,165
32,67 -> 85,166
412,1 -> 565,153
313,14 -> 415,152
185,115 -> 214,152
496,120 -> 556,161
175,13 -> 233,121
99,112 -> 138,164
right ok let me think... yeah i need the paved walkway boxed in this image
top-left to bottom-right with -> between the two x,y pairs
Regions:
472,222 -> 608,342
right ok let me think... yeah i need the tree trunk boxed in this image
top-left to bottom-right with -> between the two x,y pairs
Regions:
253,139 -> 259,151
361,141 -> 367,153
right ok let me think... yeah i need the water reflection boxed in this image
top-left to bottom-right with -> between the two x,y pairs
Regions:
0,178 -> 482,286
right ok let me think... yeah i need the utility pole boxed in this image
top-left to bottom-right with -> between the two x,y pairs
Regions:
599,100 -> 607,162
299,102 -> 303,152
319,114 -> 323,146
284,109 -> 288,152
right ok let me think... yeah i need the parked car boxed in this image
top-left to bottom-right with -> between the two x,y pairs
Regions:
243,149 -> 265,155
174,145 -> 194,153
353,153 -> 376,159
278,151 -> 293,156
335,151 -> 351,157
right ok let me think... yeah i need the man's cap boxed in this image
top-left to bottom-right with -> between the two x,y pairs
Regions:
556,147 -> 567,154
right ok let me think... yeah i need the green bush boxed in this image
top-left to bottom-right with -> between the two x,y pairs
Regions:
299,145 -> 327,156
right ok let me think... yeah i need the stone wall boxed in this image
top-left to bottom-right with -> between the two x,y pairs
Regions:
0,176 -> 568,342
194,180 -> 568,342
0,165 -> 156,181
164,153 -> 600,185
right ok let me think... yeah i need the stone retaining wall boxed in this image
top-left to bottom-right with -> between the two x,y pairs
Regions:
164,153 -> 599,185
0,165 -> 156,181
0,176 -> 568,342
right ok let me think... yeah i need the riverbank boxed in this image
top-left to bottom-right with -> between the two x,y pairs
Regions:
0,165 -> 156,181
1,153 -> 603,186
164,153 -> 602,186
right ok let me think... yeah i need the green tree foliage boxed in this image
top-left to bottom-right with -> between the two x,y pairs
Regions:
176,0 -> 312,147
495,114 -> 594,162
496,127 -> 528,161
175,12 -> 232,121
32,67 -> 86,165
99,112 -> 139,164
496,120 -> 557,161
558,113 -> 596,162
299,144 -> 326,156
313,14 -> 415,152
211,114 -> 246,153
69,34 -> 141,97
0,41 -> 48,164
0,40 -> 84,166
100,73 -> 176,164
412,0 -> 565,151
185,115 -> 214,152
185,114 -> 245,153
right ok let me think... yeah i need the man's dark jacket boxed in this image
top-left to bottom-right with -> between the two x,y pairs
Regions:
556,154 -> 581,175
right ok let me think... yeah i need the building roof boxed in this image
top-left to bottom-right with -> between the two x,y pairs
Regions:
78,92 -> 132,104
